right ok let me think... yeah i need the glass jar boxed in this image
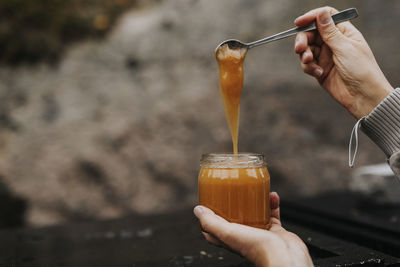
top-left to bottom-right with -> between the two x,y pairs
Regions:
198,153 -> 271,229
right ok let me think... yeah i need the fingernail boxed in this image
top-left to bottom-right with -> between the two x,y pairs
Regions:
314,68 -> 323,77
194,206 -> 204,217
319,9 -> 331,25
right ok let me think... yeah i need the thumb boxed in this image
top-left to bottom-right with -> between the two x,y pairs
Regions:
194,206 -> 230,237
316,8 -> 345,50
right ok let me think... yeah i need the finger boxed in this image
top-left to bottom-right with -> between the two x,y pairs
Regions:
270,192 -> 280,210
317,44 -> 333,70
270,218 -> 283,229
295,31 -> 315,54
316,8 -> 346,50
296,7 -> 362,42
315,34 -> 323,46
202,231 -> 224,247
313,45 -> 321,59
301,46 -> 313,64
301,61 -> 324,78
270,192 -> 281,221
271,207 -> 281,222
194,205 -> 278,257
294,6 -> 339,27
305,45 -> 321,62
194,205 -> 232,241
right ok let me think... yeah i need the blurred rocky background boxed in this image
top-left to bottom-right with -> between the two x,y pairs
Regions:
0,0 -> 399,227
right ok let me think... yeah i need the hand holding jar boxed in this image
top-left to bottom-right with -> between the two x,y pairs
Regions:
194,192 -> 313,267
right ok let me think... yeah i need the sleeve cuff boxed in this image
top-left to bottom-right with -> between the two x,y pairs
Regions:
361,88 -> 400,157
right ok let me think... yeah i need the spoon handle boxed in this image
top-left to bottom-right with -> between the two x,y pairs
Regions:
247,8 -> 358,49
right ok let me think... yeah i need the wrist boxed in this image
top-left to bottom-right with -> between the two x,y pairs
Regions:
370,78 -> 394,106
356,79 -> 393,118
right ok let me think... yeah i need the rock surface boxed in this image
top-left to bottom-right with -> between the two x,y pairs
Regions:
0,0 -> 399,226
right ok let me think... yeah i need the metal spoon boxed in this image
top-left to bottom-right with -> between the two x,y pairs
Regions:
215,8 -> 358,52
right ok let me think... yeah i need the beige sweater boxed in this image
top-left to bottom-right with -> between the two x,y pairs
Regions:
361,88 -> 400,178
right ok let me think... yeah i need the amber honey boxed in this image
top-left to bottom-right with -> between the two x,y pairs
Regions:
199,43 -> 270,229
216,44 -> 247,154
199,154 -> 271,229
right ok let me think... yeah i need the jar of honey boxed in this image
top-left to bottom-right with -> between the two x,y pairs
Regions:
198,153 -> 271,229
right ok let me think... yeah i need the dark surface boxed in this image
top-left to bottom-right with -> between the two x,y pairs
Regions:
0,192 -> 399,267
0,209 -> 249,267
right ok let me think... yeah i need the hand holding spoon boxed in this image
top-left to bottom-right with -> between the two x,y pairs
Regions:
215,8 -> 358,52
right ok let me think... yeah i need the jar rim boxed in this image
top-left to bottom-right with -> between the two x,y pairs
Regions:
200,153 -> 266,168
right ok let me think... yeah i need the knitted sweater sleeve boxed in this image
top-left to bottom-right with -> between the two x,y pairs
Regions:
361,88 -> 400,178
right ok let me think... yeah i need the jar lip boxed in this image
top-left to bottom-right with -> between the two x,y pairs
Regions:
202,152 -> 263,156
200,152 -> 266,168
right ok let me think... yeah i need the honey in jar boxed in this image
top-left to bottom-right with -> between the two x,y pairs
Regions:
198,153 -> 271,229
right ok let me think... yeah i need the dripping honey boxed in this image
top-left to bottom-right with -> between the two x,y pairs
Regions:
216,44 -> 247,154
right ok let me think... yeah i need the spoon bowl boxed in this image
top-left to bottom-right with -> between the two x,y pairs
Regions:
215,39 -> 247,53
